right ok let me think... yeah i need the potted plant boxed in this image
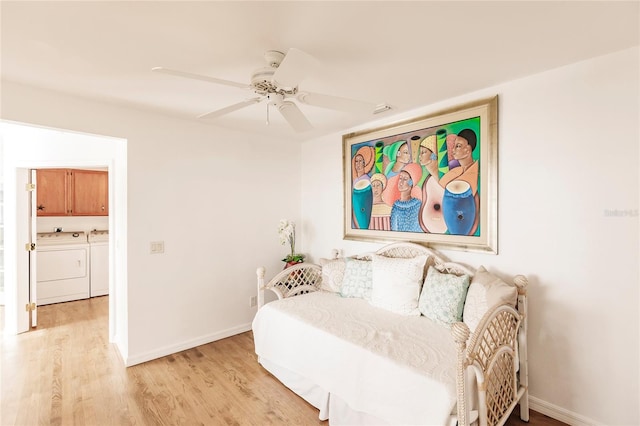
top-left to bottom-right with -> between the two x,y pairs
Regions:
278,219 -> 305,268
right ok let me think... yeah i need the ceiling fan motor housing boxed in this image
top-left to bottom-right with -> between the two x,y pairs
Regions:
251,66 -> 278,93
251,50 -> 296,95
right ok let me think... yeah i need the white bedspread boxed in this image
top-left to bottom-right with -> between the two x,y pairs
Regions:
252,291 -> 458,425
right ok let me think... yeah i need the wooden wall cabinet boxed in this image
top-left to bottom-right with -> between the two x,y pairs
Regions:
72,170 -> 109,216
35,169 -> 68,216
36,169 -> 108,216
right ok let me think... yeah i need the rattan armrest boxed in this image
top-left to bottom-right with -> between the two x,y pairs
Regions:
256,263 -> 322,308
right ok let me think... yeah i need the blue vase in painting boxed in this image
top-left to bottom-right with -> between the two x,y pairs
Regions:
443,180 -> 476,235
352,180 -> 373,229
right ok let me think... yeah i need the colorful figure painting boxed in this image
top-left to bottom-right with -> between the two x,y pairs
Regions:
350,117 -> 481,235
343,97 -> 498,253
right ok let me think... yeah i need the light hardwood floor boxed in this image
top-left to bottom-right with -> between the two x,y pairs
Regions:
1,297 -> 565,426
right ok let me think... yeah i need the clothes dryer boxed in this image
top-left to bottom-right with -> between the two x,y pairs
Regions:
36,231 -> 89,305
88,230 -> 109,297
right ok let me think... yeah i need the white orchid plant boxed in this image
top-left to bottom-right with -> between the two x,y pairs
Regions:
278,219 -> 304,263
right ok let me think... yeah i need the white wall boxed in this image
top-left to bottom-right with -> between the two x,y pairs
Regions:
1,81 -> 303,365
301,47 -> 639,425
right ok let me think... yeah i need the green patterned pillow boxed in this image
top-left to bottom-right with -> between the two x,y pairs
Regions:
340,258 -> 373,300
419,267 -> 470,326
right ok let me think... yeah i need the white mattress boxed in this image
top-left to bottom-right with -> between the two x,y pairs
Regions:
252,291 -> 458,425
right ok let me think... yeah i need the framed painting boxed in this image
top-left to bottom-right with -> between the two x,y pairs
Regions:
343,96 -> 498,253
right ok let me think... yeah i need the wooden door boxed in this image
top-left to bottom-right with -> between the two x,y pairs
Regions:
36,169 -> 69,216
72,170 -> 108,216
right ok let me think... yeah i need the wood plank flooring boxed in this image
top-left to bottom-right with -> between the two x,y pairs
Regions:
1,298 -> 566,426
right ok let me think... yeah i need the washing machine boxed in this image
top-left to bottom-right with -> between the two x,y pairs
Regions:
88,229 -> 109,297
36,231 -> 89,305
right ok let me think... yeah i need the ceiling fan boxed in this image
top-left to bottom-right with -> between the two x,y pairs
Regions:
152,48 -> 383,132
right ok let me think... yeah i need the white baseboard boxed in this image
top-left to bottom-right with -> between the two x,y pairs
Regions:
124,323 -> 252,367
529,395 -> 600,426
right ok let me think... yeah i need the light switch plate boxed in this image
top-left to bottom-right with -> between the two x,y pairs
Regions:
150,241 -> 164,254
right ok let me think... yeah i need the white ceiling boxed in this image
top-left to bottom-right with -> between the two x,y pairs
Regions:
2,1 -> 638,142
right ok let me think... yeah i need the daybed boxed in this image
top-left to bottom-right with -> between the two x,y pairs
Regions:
252,242 -> 529,426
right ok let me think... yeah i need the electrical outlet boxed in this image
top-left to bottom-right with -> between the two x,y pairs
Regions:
150,241 -> 164,254
249,296 -> 257,307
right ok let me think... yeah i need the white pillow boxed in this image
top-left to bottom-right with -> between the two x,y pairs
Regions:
319,257 -> 346,293
463,266 -> 518,333
369,254 -> 428,316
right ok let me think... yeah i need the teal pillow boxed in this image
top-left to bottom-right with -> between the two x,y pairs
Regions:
419,267 -> 470,326
340,258 -> 373,300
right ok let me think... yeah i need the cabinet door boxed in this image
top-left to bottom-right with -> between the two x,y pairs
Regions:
72,170 -> 108,216
36,169 -> 69,216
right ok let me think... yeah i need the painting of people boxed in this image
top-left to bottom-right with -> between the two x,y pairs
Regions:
343,97 -> 497,253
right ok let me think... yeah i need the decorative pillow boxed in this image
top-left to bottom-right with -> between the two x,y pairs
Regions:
463,266 -> 517,333
319,257 -> 346,293
339,258 -> 373,300
369,254 -> 428,316
418,267 -> 470,326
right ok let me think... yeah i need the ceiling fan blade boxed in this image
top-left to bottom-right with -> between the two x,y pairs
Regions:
277,101 -> 313,132
197,97 -> 263,119
272,48 -> 320,88
297,91 -> 377,114
152,67 -> 250,90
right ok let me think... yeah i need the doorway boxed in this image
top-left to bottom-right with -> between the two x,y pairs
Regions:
1,120 -> 128,360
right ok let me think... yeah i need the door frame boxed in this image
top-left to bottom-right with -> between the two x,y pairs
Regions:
1,120 -> 128,361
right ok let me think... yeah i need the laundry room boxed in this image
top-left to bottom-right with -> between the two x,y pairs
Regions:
35,167 -> 110,305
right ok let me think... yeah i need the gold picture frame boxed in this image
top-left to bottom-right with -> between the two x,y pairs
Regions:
343,96 -> 498,253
